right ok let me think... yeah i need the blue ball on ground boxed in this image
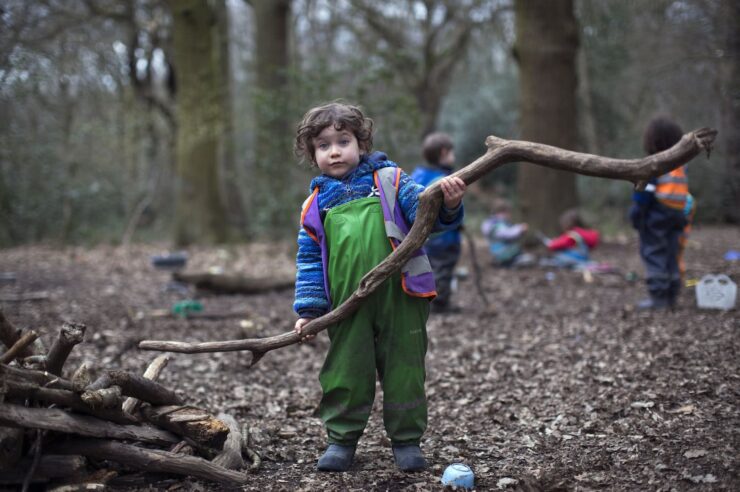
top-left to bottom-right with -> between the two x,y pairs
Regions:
441,463 -> 475,489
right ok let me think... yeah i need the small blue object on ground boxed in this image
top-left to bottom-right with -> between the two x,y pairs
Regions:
724,250 -> 740,261
441,463 -> 475,489
151,252 -> 188,269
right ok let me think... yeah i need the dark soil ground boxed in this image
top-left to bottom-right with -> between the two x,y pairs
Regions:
1,225 -> 738,491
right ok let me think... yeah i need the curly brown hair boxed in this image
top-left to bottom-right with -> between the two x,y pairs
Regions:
294,101 -> 374,166
642,116 -> 683,156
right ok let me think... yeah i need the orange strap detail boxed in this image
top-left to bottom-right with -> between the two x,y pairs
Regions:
300,188 -> 320,243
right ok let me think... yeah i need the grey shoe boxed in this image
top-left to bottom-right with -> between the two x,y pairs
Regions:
636,296 -> 671,310
317,444 -> 355,472
392,444 -> 427,472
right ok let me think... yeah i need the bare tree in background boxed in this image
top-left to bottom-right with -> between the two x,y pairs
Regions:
720,0 -> 740,223
0,0 -> 177,243
345,0 -> 509,137
212,0 -> 247,234
514,0 -> 579,235
167,0 -> 229,245
244,0 -> 296,233
251,0 -> 291,159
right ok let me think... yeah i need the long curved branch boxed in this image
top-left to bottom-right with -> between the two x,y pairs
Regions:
139,128 -> 717,364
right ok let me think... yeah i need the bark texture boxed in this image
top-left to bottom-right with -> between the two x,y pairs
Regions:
141,405 -> 229,450
0,310 -> 39,359
514,0 -> 580,235
0,403 -> 180,446
49,438 -> 247,486
46,322 -> 86,376
168,0 -> 229,245
251,0 -> 294,232
0,330 -> 38,364
121,354 -> 171,415
720,0 -> 740,222
0,455 -> 87,484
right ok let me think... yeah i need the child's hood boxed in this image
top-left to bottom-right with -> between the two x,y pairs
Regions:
308,151 -> 396,192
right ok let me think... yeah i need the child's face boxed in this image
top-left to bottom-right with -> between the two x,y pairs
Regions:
439,147 -> 455,166
313,125 -> 361,179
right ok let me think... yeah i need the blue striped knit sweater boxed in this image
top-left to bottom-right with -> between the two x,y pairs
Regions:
293,151 -> 464,318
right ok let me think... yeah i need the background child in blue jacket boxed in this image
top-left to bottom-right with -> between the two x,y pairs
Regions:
411,132 -> 463,312
292,102 -> 466,472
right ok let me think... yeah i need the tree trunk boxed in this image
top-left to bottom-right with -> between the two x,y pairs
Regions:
251,0 -> 294,233
514,0 -> 580,235
168,0 -> 230,245
215,0 -> 247,233
720,0 -> 740,223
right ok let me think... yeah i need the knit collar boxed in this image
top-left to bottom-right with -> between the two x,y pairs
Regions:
425,162 -> 454,174
309,151 -> 395,191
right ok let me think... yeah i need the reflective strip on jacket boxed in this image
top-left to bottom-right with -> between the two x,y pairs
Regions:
655,166 -> 690,211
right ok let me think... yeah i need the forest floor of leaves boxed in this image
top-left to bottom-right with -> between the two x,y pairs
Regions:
1,225 -> 738,491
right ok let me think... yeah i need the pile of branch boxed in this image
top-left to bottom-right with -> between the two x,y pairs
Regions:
0,310 -> 259,489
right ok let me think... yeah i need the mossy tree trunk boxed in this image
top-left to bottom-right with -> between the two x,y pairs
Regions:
168,0 -> 229,245
514,0 -> 580,235
251,0 -> 294,234
720,0 -> 740,223
215,0 -> 247,233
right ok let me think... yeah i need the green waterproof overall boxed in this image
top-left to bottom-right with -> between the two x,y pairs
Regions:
319,196 -> 430,446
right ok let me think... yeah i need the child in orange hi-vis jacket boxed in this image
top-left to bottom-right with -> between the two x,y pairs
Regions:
630,116 -> 694,310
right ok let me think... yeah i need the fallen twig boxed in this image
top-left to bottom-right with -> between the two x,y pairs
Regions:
46,322 -> 86,376
0,403 -> 180,446
122,354 -> 171,415
48,438 -> 248,487
0,330 -> 39,365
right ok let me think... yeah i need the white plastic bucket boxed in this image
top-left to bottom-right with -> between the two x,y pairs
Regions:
696,274 -> 737,310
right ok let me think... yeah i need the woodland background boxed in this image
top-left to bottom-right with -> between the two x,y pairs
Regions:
0,0 -> 738,247
1,2 -> 739,490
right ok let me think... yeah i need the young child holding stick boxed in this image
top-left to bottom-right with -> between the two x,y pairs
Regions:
292,101 -> 466,472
